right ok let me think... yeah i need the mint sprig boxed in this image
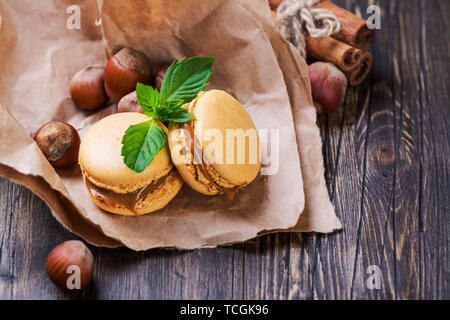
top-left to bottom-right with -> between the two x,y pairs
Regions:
121,56 -> 216,172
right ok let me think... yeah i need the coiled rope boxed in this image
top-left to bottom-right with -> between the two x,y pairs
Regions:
276,0 -> 341,58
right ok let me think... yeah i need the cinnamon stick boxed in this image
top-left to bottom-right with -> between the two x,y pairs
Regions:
306,36 -> 372,86
315,1 -> 375,48
344,51 -> 373,86
306,36 -> 362,72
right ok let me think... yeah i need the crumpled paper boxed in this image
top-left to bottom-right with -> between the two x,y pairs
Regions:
0,0 -> 341,251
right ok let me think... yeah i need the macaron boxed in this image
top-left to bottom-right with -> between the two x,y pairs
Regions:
168,90 -> 261,198
79,112 -> 183,216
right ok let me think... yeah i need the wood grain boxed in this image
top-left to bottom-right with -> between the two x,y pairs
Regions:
0,0 -> 448,299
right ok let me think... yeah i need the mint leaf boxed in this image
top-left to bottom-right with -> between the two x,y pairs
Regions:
135,83 -> 194,123
121,120 -> 166,173
160,56 -> 215,104
166,109 -> 194,122
153,99 -> 184,121
136,83 -> 160,118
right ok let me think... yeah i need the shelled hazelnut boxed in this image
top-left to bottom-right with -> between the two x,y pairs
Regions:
69,66 -> 108,110
308,62 -> 348,113
104,47 -> 153,101
117,90 -> 142,113
34,121 -> 80,168
46,240 -> 94,291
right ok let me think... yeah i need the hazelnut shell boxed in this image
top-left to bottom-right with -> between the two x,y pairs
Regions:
45,240 -> 94,291
104,48 -> 153,101
34,121 -> 80,168
117,91 -> 143,113
70,66 -> 108,110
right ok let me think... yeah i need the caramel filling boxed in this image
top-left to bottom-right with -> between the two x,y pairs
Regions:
182,122 -> 239,199
86,173 -> 168,215
197,161 -> 239,200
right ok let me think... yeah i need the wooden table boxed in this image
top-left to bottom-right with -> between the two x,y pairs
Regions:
0,0 -> 448,300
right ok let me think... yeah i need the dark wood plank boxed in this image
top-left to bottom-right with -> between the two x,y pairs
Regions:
296,0 -> 395,299
80,247 -> 237,300
349,0 -> 414,300
389,0 -> 423,299
417,0 -> 450,299
240,234 -> 291,299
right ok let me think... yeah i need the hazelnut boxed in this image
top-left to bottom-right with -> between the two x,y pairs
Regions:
308,62 -> 348,113
70,66 -> 108,110
269,0 -> 283,10
46,240 -> 94,291
34,121 -> 80,168
104,47 -> 153,101
153,64 -> 170,91
117,90 -> 143,113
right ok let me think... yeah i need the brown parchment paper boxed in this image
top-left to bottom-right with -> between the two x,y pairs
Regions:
0,0 -> 341,251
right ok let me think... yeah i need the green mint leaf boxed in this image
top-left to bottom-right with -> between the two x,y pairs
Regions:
154,100 -> 194,122
160,56 -> 215,104
153,99 -> 184,121
135,83 -> 192,122
164,99 -> 185,110
136,83 -> 160,118
121,120 -> 166,173
166,109 -> 194,122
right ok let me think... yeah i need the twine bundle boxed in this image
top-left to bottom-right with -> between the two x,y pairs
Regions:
276,0 -> 341,58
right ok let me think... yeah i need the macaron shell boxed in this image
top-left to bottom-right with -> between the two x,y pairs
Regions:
87,169 -> 183,216
193,90 -> 261,186
168,124 -> 220,195
174,164 -> 219,196
79,112 -> 172,193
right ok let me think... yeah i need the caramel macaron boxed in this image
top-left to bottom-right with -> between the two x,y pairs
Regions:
168,90 -> 260,198
79,113 -> 183,216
